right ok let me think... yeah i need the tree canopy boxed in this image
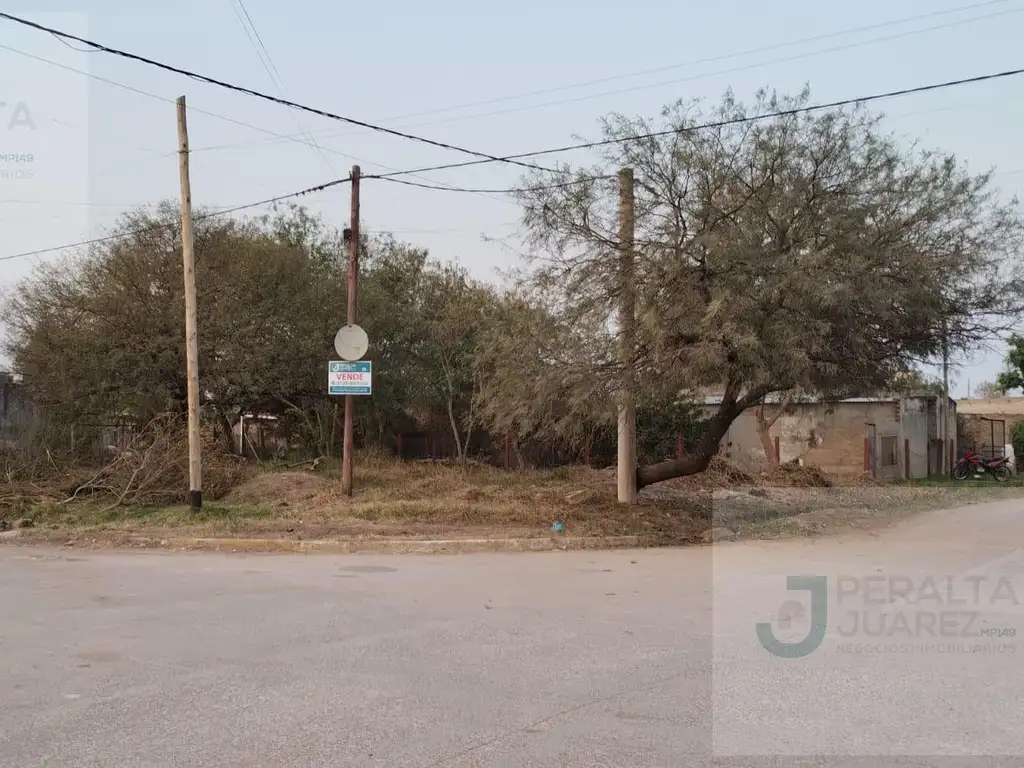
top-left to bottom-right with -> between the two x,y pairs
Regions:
995,335 -> 1024,395
490,89 -> 1024,486
3,204 -> 498,460
7,89 -> 1024,489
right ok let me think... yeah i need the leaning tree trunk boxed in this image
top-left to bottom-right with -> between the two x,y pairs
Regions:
446,397 -> 465,465
637,401 -> 742,488
635,385 -> 776,489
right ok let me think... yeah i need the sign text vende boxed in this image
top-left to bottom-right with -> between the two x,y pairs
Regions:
328,360 -> 372,396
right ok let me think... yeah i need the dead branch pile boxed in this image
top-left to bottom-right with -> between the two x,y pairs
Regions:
61,415 -> 252,507
1,415 -> 252,513
666,458 -> 758,489
664,457 -> 839,490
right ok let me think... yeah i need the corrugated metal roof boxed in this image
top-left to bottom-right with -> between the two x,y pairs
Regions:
698,393 -> 954,406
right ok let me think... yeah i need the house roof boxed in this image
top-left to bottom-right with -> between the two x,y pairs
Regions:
698,393 -> 955,406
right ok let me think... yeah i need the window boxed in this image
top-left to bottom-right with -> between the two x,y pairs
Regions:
880,436 -> 899,467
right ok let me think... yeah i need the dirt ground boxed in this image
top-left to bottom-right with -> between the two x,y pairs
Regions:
5,455 -> 1024,549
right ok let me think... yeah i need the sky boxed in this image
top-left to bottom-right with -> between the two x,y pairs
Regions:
2,0 -> 1024,396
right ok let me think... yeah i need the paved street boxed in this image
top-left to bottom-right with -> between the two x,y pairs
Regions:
2,498 -> 1024,767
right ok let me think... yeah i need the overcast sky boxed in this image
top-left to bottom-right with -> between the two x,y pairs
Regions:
2,0 -> 1023,396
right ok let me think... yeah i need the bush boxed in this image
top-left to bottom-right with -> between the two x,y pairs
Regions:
1012,421 -> 1024,467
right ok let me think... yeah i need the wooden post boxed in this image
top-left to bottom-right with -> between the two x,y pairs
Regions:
774,435 -> 781,464
340,165 -> 361,496
617,167 -> 637,504
905,438 -> 911,480
176,96 -> 202,511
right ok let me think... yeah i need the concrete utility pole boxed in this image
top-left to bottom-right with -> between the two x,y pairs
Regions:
617,167 -> 638,504
176,96 -> 202,511
340,165 -> 361,496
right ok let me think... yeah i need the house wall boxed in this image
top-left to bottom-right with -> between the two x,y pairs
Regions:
707,396 -> 953,480
960,413 -> 1012,457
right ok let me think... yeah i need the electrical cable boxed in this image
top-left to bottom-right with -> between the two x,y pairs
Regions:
178,0 -> 1017,153
6,65 -> 1024,259
368,65 -> 1024,181
351,0 -> 1018,127
228,0 -> 340,175
0,41 -> 368,167
0,41 -> 511,205
0,11 -> 560,174
255,4 -> 1022,145
0,177 -> 351,262
366,175 -> 614,194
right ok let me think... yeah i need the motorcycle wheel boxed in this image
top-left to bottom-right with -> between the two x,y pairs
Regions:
994,465 -> 1012,483
952,463 -> 970,481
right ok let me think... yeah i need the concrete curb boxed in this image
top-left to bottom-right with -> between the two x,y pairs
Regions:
124,534 -> 658,555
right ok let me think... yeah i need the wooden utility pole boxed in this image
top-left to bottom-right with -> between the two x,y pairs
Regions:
941,317 -> 951,474
617,167 -> 638,504
176,96 -> 202,511
340,165 -> 361,496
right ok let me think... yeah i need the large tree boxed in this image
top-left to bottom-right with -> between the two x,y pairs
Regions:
494,89 -> 1024,488
4,203 -> 507,460
5,203 -> 345,450
995,335 -> 1024,395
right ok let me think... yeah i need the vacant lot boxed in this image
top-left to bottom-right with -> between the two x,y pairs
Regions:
5,454 -> 1024,549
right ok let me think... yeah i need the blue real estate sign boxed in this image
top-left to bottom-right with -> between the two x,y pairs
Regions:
328,361 -> 372,396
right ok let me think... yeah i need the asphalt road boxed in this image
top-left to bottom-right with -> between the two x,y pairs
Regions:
2,498 -> 1024,767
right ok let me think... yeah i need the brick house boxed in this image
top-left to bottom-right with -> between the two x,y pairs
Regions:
700,393 -> 957,481
957,396 -> 1024,460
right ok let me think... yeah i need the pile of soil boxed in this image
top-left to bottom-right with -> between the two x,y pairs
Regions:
760,463 -> 833,488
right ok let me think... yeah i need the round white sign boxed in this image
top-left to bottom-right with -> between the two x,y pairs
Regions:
334,324 -> 369,361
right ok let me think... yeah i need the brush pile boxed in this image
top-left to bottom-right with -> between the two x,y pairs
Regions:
1,415 -> 251,515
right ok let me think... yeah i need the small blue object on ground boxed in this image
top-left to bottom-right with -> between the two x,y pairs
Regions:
552,521 -> 565,534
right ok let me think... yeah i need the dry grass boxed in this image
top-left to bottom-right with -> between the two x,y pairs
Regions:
9,453 -> 705,544
8,452 -> 1024,547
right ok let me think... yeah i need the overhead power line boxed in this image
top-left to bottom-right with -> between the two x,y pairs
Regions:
0,11 -> 558,175
366,175 -> 614,194
237,3 -> 1020,146
172,0 -> 1015,154
227,0 -> 339,176
0,177 -> 352,262
367,65 -> 1024,181
0,41 -> 517,207
349,0 -> 1017,128
6,65 -> 1024,261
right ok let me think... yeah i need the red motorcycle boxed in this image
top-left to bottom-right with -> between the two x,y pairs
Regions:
953,450 -> 1012,482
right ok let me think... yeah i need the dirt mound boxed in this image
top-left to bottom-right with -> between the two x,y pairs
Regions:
760,463 -> 833,488
226,471 -> 329,506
